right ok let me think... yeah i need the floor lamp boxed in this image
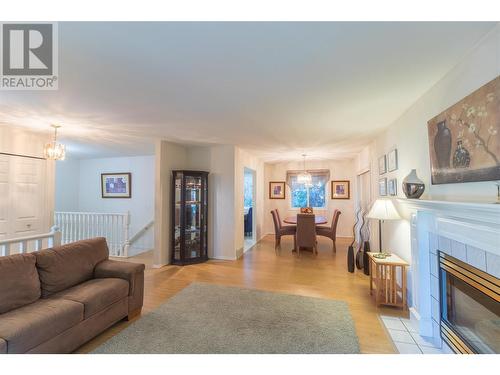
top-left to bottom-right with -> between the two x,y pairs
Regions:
366,198 -> 401,253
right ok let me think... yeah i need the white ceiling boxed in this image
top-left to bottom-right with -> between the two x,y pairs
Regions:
0,22 -> 496,160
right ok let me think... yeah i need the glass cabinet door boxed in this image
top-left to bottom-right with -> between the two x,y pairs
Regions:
171,170 -> 208,265
173,172 -> 183,263
184,175 -> 202,260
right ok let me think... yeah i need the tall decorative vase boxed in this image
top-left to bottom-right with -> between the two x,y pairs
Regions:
402,169 -> 425,199
347,245 -> 355,273
362,241 -> 370,276
434,120 -> 452,169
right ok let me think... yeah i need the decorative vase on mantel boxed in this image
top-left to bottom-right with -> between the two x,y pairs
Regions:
402,169 -> 425,199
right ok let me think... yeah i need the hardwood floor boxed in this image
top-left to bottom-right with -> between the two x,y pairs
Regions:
77,235 -> 407,354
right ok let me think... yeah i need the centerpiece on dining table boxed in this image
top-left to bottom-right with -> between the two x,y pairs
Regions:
300,207 -> 314,214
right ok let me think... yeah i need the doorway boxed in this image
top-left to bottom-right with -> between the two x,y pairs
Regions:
243,167 -> 256,252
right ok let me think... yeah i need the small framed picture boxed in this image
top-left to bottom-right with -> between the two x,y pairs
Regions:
101,173 -> 132,198
331,180 -> 350,199
388,149 -> 398,172
388,178 -> 397,196
379,178 -> 387,196
269,181 -> 286,199
379,155 -> 387,175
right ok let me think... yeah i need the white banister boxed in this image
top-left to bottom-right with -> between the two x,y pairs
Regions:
122,219 -> 154,257
0,226 -> 61,256
54,211 -> 130,256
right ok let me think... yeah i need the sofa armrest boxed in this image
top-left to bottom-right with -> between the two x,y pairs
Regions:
94,260 -> 145,316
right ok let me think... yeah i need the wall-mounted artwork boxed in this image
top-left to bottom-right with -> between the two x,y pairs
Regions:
331,180 -> 350,199
101,173 -> 131,198
378,155 -> 387,175
388,178 -> 397,196
427,76 -> 500,184
269,181 -> 286,199
379,178 -> 387,196
387,149 -> 398,172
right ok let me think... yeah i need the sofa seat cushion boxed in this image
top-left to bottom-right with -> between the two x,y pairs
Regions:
50,278 -> 129,319
0,298 -> 83,353
35,237 -> 109,297
0,253 -> 41,314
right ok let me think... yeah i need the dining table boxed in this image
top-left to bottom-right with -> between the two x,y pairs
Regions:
283,215 -> 328,225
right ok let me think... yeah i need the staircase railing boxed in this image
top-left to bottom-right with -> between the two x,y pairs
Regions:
1,213 -> 153,258
54,211 -> 130,257
0,226 -> 61,256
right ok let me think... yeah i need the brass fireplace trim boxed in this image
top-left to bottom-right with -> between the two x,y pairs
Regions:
439,252 -> 500,302
441,320 -> 475,354
439,251 -> 500,354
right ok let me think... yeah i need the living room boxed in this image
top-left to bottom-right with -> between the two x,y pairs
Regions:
1,1 -> 499,374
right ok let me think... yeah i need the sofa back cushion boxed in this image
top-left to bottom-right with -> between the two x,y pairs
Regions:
0,254 -> 41,314
35,237 -> 109,297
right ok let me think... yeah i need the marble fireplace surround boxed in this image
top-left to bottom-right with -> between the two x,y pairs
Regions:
396,199 -> 500,350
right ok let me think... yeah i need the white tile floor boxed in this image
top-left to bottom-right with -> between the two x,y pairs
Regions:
380,316 -> 446,354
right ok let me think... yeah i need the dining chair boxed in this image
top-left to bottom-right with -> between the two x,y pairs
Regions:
270,209 -> 296,250
244,207 -> 253,236
316,209 -> 341,252
295,213 -> 318,256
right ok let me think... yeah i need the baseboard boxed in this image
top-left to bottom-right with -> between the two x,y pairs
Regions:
152,263 -> 168,269
210,255 -> 237,261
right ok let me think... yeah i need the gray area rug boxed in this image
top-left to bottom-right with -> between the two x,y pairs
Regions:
93,283 -> 360,354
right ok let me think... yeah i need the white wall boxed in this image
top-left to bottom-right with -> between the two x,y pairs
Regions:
367,25 -> 500,266
264,158 -> 356,238
154,141 -> 187,266
55,159 -> 80,212
56,155 -> 155,256
234,147 -> 265,256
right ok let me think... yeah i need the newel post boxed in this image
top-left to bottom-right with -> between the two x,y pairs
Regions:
122,211 -> 131,257
50,225 -> 62,246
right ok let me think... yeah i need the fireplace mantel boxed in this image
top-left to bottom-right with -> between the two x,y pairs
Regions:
396,198 -> 500,226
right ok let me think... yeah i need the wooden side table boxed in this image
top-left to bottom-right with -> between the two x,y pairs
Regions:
367,252 -> 409,310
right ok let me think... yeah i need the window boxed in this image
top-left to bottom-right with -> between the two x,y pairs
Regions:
244,172 -> 253,207
289,174 -> 327,208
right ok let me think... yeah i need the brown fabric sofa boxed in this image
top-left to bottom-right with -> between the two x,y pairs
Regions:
0,237 -> 145,354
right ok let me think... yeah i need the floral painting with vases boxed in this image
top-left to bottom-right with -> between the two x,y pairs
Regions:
427,75 -> 500,184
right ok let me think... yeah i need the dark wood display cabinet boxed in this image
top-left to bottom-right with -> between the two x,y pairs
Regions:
171,170 -> 209,265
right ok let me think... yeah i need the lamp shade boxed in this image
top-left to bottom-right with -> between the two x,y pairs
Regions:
366,199 -> 401,221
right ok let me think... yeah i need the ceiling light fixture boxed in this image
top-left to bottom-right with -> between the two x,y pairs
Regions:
297,154 -> 312,187
44,124 -> 66,161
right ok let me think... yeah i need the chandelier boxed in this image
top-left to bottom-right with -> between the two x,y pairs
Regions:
297,154 -> 312,186
44,124 -> 66,161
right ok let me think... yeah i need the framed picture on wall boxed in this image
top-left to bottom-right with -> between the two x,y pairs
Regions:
269,181 -> 286,199
378,155 -> 387,175
388,178 -> 397,196
379,178 -> 387,196
388,148 -> 398,172
331,180 -> 350,199
101,173 -> 132,198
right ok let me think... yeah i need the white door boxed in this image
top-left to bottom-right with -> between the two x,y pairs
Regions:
0,155 -> 9,239
0,154 -> 47,240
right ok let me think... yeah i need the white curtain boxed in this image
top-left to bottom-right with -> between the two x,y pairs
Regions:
285,169 -> 330,187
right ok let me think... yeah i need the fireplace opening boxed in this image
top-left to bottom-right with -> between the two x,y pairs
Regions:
439,251 -> 500,354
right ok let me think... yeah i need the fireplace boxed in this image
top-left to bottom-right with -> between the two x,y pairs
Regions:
439,251 -> 500,354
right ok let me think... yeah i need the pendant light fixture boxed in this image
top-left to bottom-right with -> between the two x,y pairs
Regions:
44,124 -> 66,160
297,153 -> 312,186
